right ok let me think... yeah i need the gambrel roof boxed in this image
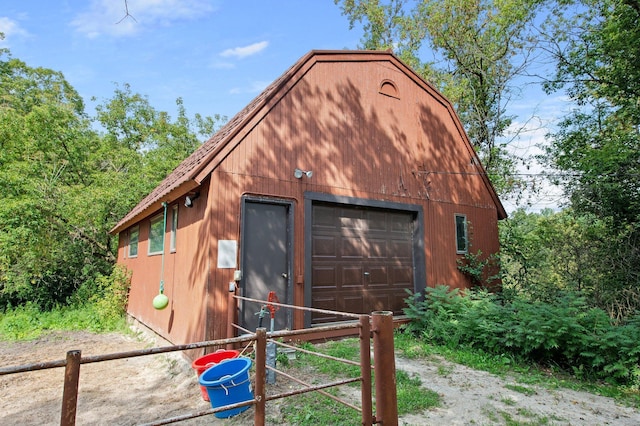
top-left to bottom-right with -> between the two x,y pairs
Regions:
111,50 -> 506,235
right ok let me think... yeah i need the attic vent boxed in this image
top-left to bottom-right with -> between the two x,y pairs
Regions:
379,79 -> 399,99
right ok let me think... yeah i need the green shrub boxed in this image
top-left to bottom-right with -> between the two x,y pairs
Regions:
89,265 -> 132,324
404,287 -> 640,386
0,266 -> 131,340
576,314 -> 640,384
404,285 -> 471,347
71,264 -> 131,322
0,302 -> 42,340
0,302 -> 126,340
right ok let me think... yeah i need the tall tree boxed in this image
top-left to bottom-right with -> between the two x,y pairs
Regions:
542,0 -> 640,224
0,49 -> 105,307
500,208 -> 640,319
540,0 -> 640,317
335,0 -> 545,195
92,83 -> 225,229
0,49 -> 226,309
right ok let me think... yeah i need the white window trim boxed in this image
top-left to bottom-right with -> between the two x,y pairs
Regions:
148,213 -> 164,256
128,225 -> 139,258
455,214 -> 468,254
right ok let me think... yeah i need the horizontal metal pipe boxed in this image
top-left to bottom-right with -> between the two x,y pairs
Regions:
0,359 -> 67,375
235,295 -> 362,319
232,321 -> 360,339
0,335 -> 257,376
0,323 -> 360,376
266,377 -> 362,403
271,339 -> 365,368
267,322 -> 359,338
267,366 -> 362,412
139,399 -> 255,426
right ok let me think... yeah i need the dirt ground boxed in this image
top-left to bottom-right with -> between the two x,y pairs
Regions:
1,327 -> 639,425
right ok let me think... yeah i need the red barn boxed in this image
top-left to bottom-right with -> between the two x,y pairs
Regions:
111,50 -> 506,346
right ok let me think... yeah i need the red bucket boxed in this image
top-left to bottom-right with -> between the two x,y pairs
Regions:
192,350 -> 239,401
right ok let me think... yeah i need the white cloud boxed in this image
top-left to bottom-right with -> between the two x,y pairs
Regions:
0,17 -> 29,44
71,0 -> 216,38
220,41 -> 268,59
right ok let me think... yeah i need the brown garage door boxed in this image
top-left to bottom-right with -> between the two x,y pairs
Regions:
311,202 -> 414,324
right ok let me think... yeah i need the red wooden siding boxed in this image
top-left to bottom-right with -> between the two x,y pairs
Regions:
202,58 -> 499,339
118,181 -> 211,345
116,51 -> 504,347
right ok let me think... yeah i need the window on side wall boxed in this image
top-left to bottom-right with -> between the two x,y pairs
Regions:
170,205 -> 178,252
128,225 -> 139,258
148,214 -> 164,255
455,214 -> 468,254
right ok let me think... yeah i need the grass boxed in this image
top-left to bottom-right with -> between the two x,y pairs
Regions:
279,337 -> 440,425
396,369 -> 440,413
279,389 -> 361,425
500,396 -> 517,406
0,302 -> 129,341
485,404 -> 557,425
436,363 -> 454,377
505,384 -> 537,396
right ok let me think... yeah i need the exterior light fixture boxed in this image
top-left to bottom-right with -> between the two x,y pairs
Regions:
294,168 -> 313,179
184,192 -> 200,208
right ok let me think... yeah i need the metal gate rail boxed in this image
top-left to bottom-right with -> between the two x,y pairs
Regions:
233,295 -> 375,422
0,310 -> 398,426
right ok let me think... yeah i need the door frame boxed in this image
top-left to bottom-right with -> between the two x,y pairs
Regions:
239,195 -> 295,331
303,192 -> 426,327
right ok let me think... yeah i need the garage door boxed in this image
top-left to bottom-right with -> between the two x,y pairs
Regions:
310,202 -> 415,325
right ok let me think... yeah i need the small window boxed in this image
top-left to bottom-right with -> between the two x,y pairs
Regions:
170,205 -> 178,252
148,214 -> 164,255
455,214 -> 468,254
128,225 -> 139,258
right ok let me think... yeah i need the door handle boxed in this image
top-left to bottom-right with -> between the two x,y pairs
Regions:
363,272 -> 370,276
281,273 -> 288,279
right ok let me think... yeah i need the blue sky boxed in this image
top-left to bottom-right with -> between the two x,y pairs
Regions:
1,0 -> 359,120
0,0 -> 565,211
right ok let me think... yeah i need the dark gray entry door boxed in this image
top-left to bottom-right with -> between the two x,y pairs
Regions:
240,200 -> 291,333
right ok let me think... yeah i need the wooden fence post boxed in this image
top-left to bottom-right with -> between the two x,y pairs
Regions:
372,311 -> 397,426
60,350 -> 81,426
254,328 -> 267,426
359,314 -> 373,426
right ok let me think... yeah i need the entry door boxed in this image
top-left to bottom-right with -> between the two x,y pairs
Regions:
240,200 -> 292,333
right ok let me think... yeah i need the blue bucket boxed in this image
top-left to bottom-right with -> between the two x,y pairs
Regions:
198,357 -> 254,418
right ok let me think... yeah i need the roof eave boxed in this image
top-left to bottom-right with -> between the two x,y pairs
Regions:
109,179 -> 200,235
